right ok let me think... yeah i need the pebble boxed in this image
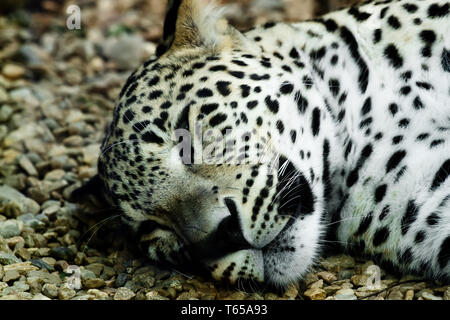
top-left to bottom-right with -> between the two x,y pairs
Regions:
146,291 -> 170,300
421,292 -> 442,300
42,283 -> 59,298
443,287 -> 450,300
0,220 -> 23,238
3,261 -> 38,274
32,293 -> 51,300
18,155 -> 38,176
114,287 -> 136,300
87,289 -> 109,300
49,246 -> 76,262
303,287 -> 326,300
0,185 -> 40,214
0,252 -> 21,265
2,64 -> 25,79
317,271 -> 337,283
58,284 -> 76,300
283,284 -> 299,299
404,289 -> 414,300
82,277 -> 105,289
3,270 -> 21,282
334,288 -> 357,300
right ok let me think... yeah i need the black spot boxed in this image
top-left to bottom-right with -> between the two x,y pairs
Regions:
290,130 -> 297,143
289,48 -> 299,59
361,97 -> 372,116
122,109 -> 135,124
209,113 -> 227,127
438,236 -> 450,269
427,212 -> 440,226
201,103 -> 219,115
142,131 -> 164,144
340,27 -> 369,93
160,101 -> 172,109
392,135 -> 403,144
132,120 -> 150,133
402,3 -> 418,13
209,65 -> 227,72
398,118 -> 410,128
240,85 -> 251,98
247,100 -> 258,110
430,139 -> 445,148
265,96 -> 279,113
231,59 -> 247,66
416,81 -> 433,90
329,79 -> 340,97
348,6 -> 371,21
379,205 -> 390,221
175,104 -> 190,131
414,231 -> 426,244
373,29 -> 382,44
142,106 -> 152,113
416,133 -> 429,141
400,86 -> 411,95
389,103 -> 398,116
386,150 -> 406,173
373,227 -> 390,247
430,159 -> 450,191
346,144 -> 373,187
384,44 -> 403,69
398,248 -> 413,265
374,184 -> 387,203
380,7 -> 389,19
229,71 -> 245,79
354,211 -> 373,237
413,96 -> 425,110
149,90 -> 163,100
280,83 -> 294,95
250,73 -> 270,81
442,49 -> 450,72
311,108 -> 321,137
323,139 -> 331,202
331,55 -> 339,65
295,91 -> 308,113
401,200 -> 419,235
276,120 -> 284,134
197,88 -> 213,98
216,81 -> 231,97
387,15 -> 401,29
428,3 -> 449,18
180,83 -> 194,93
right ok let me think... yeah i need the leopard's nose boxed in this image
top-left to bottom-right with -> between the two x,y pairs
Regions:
189,198 -> 252,260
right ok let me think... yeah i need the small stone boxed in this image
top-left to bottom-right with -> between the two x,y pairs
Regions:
304,288 -> 326,300
58,283 -> 76,300
0,105 -> 13,122
387,289 -> 404,300
32,293 -> 51,300
27,270 -> 61,285
146,290 -> 169,300
0,252 -> 21,265
2,270 -> 20,282
87,289 -> 109,300
42,283 -> 59,298
421,292 -> 442,300
86,263 -> 104,277
115,273 -> 128,287
405,290 -> 414,300
334,288 -> 357,300
82,277 -> 105,289
18,155 -> 38,176
2,64 -> 25,79
283,284 -> 299,299
176,291 -> 200,300
3,261 -> 38,274
30,259 -> 54,272
0,220 -> 23,238
309,279 -> 324,289
317,271 -> 337,283
114,287 -> 136,300
443,287 -> 450,300
15,247 -> 31,261
303,273 -> 319,286
49,247 -> 76,262
26,276 -> 43,294
0,185 -> 40,214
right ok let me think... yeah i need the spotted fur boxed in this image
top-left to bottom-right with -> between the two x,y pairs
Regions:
81,0 -> 450,287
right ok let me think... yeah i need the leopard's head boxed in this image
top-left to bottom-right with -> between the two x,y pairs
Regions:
76,0 -> 325,287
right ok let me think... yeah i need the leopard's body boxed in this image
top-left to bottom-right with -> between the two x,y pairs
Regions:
89,0 -> 450,286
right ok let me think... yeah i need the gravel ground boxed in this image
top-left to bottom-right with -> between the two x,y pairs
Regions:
0,0 -> 449,300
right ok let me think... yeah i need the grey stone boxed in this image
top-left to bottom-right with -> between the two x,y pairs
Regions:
0,252 -> 21,265
0,220 -> 23,238
0,185 -> 40,214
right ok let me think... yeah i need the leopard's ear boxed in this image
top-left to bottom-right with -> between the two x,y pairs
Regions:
156,0 -> 252,56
